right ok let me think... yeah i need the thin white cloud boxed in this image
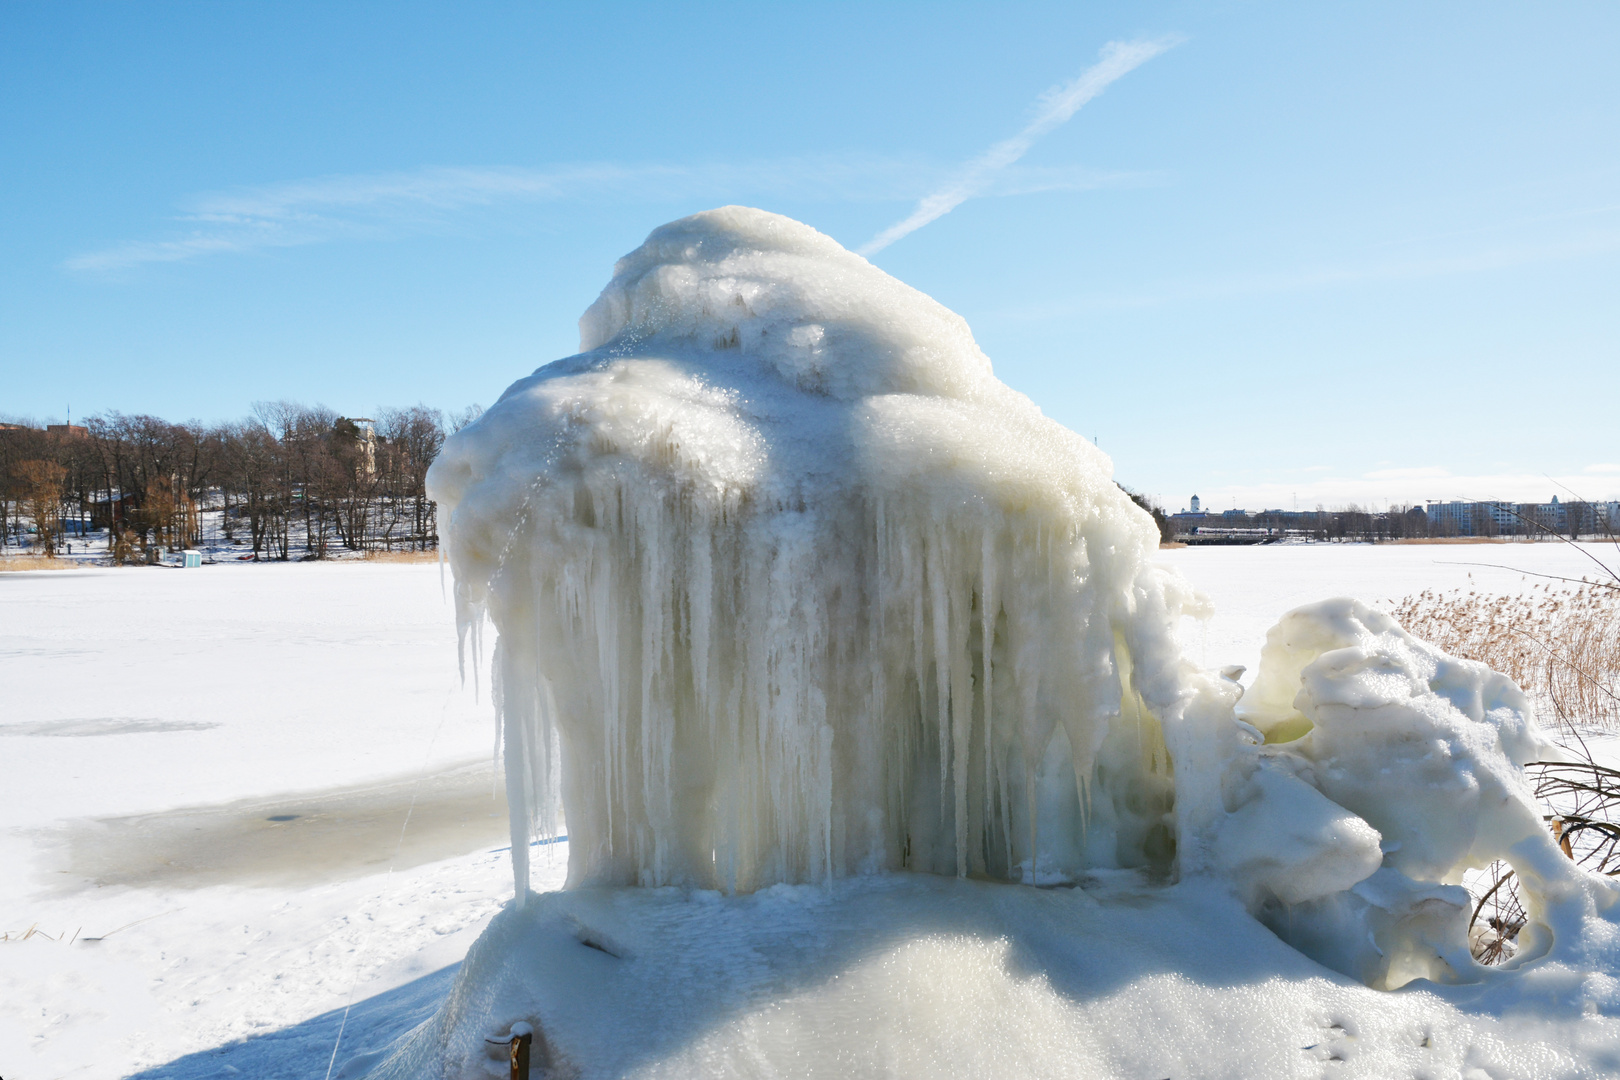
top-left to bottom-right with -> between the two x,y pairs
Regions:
66,157 -> 1161,273
68,235 -> 271,270
858,38 -> 1182,256
66,162 -> 807,272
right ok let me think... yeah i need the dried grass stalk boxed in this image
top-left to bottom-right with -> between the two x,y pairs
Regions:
0,554 -> 81,572
361,549 -> 441,564
1391,581 -> 1620,732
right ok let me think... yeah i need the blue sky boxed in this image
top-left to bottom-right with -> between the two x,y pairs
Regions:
3,1 -> 1617,510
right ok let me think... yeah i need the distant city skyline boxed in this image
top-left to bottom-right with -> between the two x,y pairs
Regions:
3,2 -> 1617,510
1168,470 -> 1620,515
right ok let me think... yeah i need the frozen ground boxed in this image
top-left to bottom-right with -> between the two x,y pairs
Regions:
0,543 -> 1614,1079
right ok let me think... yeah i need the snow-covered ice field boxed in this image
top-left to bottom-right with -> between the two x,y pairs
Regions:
0,562 -> 560,1080
1160,539 -> 1619,676
1,541 -> 1615,1079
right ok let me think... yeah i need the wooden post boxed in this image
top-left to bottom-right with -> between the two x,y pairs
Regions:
510,1030 -> 532,1080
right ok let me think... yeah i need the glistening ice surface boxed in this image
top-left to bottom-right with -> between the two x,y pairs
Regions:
391,207 -> 1620,1078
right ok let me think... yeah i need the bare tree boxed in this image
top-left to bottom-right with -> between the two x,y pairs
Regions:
15,459 -> 66,556
3,400 -> 461,563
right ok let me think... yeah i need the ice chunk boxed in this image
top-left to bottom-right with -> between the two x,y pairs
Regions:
1214,755 -> 1383,906
1242,599 -> 1562,884
1237,598 -> 1614,987
1265,867 -> 1477,991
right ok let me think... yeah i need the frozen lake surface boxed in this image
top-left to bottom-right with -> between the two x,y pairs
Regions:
1,543 -> 1614,1078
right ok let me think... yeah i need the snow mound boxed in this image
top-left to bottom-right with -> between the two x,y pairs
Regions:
363,874 -> 1613,1080
399,208 -> 1620,1077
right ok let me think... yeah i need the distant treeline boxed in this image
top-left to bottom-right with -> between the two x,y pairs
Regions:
1171,503 -> 1619,544
0,403 -> 480,560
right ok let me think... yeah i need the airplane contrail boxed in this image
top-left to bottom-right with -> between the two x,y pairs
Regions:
859,37 -> 1182,256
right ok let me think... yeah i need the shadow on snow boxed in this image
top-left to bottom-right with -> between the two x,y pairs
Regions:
124,963 -> 458,1080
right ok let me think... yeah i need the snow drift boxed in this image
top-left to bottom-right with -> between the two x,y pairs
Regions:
385,208 -> 1620,1078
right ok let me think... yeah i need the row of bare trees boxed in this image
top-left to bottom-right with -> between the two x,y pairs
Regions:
1250,504 -> 1435,541
0,402 -> 478,561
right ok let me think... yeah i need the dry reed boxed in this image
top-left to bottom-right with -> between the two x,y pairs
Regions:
0,554 -> 83,572
361,549 -> 441,564
1391,580 -> 1620,733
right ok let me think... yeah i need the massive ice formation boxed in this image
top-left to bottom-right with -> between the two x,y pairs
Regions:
377,207 -> 1620,1079
426,208 -> 1613,1006
429,206 -> 1233,896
